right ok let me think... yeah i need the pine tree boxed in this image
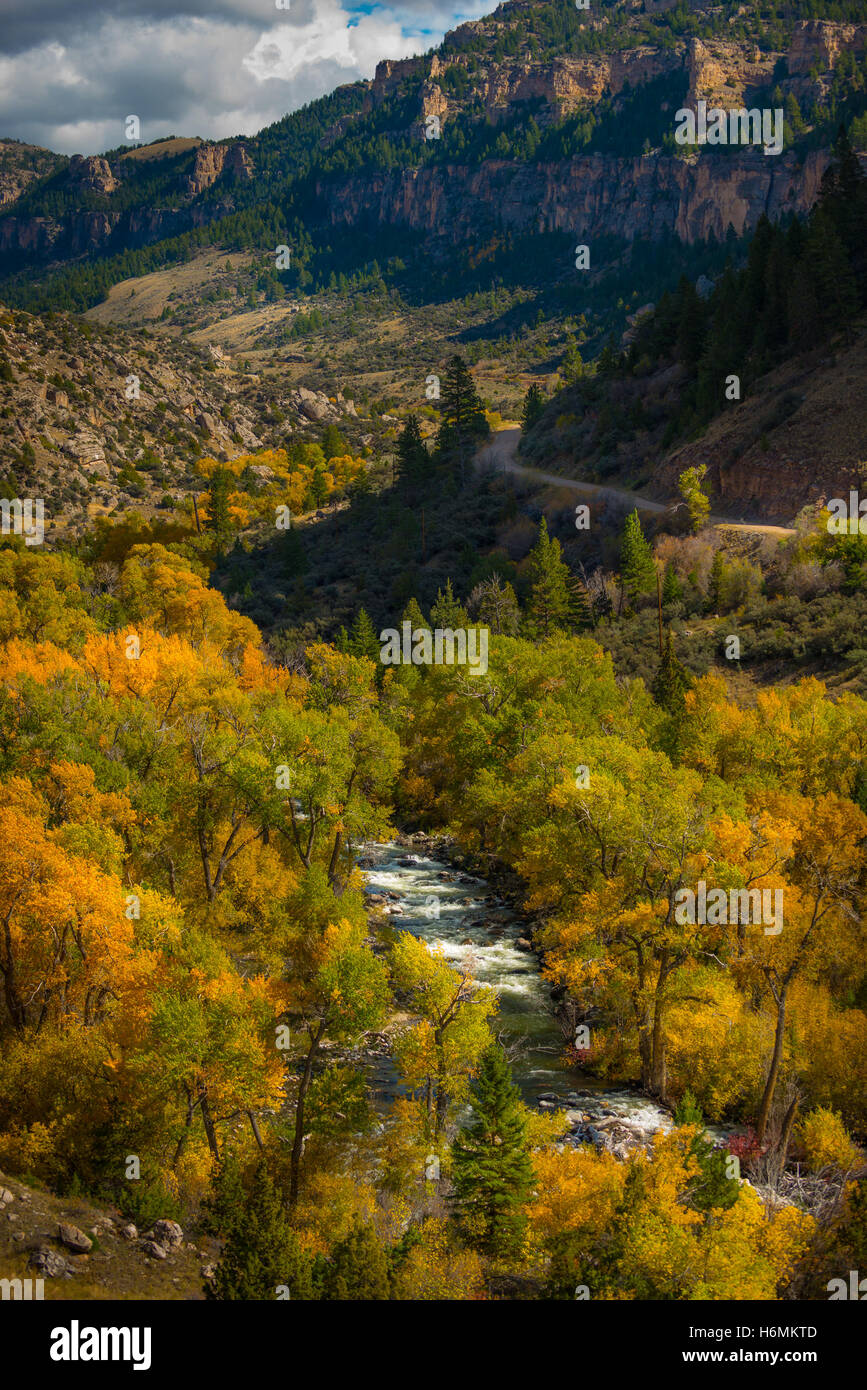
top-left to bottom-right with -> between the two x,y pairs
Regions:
652,630 -> 690,717
208,465 -> 235,558
817,124 -> 867,289
561,339 -> 585,385
674,1092 -> 740,1213
450,1044 -> 533,1259
430,578 -> 468,629
521,383 -> 545,431
708,550 -> 725,612
319,1219 -> 391,1300
322,423 -> 346,460
436,355 -> 489,484
675,276 -> 707,369
208,1160 -> 314,1301
619,509 -> 655,603
527,516 -> 573,635
661,562 -> 683,605
348,607 -> 380,662
396,415 -> 429,492
807,208 -> 859,335
401,596 -> 429,632
568,574 -> 594,629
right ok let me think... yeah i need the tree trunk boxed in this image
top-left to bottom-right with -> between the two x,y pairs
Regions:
649,1000 -> 668,1100
247,1109 -> 265,1153
289,1020 -> 325,1207
198,1085 -> 220,1163
756,987 -> 788,1146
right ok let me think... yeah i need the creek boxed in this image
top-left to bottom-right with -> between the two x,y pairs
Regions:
361,841 -> 686,1147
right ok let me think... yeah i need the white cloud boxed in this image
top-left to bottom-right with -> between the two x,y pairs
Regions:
0,0 -> 492,155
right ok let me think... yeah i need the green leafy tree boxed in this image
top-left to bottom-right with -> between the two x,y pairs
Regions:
677,464 -> 711,533
450,1044 -> 533,1259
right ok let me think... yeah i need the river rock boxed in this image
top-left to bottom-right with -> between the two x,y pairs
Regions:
515,938 -> 533,952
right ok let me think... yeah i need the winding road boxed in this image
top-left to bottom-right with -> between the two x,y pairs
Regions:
476,428 -> 796,538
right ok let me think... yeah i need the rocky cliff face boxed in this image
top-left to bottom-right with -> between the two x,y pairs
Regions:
317,147 -> 830,247
186,142 -> 254,197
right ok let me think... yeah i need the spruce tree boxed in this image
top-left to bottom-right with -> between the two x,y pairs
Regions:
619,509 -> 655,603
521,383 -> 545,430
208,1160 -> 314,1301
208,465 -> 235,558
430,578 -> 468,629
319,1219 -> 391,1300
396,415 -> 429,492
652,630 -> 690,717
707,550 -> 725,612
450,1044 -> 533,1260
568,574 -> 594,629
661,562 -> 683,605
527,516 -> 573,635
401,596 -> 430,632
348,607 -> 380,662
436,355 -> 489,484
674,1092 -> 740,1213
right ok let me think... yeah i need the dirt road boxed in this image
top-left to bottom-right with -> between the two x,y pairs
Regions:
476,428 -> 796,537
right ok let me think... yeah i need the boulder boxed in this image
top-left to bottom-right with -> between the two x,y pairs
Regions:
58,1222 -> 93,1253
29,1246 -> 71,1277
151,1218 -> 184,1249
139,1239 -> 168,1260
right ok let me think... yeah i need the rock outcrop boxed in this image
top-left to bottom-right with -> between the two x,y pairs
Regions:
317,147 -> 830,248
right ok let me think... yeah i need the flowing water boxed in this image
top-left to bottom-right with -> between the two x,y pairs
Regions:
361,841 -> 682,1136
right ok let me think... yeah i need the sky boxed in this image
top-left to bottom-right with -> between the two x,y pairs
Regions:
0,0 -> 493,155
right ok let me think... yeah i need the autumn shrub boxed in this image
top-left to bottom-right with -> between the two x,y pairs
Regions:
799,1107 -> 861,1173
